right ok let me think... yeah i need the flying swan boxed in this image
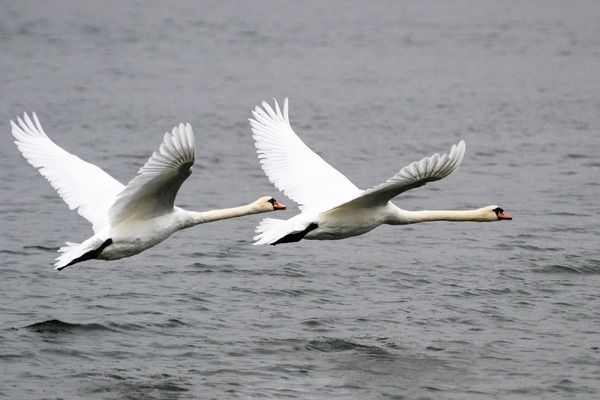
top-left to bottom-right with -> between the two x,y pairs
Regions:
11,114 -> 286,270
249,98 -> 511,245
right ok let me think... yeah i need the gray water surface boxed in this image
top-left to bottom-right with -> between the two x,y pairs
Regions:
1,1 -> 599,399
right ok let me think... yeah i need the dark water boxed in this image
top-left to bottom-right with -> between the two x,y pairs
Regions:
1,1 -> 599,398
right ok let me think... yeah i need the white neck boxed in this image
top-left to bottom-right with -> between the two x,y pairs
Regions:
386,206 -> 495,225
177,203 -> 266,229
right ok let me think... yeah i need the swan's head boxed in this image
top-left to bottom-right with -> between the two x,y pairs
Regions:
483,205 -> 512,221
254,196 -> 286,212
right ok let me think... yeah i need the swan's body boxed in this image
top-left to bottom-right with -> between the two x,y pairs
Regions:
249,98 -> 511,245
11,114 -> 285,270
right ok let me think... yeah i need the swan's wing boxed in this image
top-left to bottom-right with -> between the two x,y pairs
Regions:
326,141 -> 466,211
250,98 -> 362,211
108,123 -> 195,226
11,113 -> 125,233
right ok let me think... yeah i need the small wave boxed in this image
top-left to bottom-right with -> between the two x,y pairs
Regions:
22,245 -> 57,251
461,287 -> 513,297
0,249 -> 25,255
23,319 -> 114,334
300,317 -> 337,333
185,262 -> 216,273
533,257 -> 600,274
106,321 -> 147,332
536,263 -> 600,275
148,318 -> 188,328
269,263 -> 307,278
543,264 -> 584,274
84,373 -> 190,397
264,288 -> 312,297
546,211 -> 590,217
513,243 -> 564,252
565,153 -> 592,159
305,337 -> 390,357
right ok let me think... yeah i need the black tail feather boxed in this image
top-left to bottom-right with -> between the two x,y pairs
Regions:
271,223 -> 318,246
57,239 -> 113,271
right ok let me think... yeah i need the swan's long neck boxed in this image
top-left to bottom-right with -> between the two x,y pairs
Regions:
386,207 -> 493,225
178,203 -> 264,229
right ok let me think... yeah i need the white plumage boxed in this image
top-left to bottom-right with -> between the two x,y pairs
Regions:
249,98 -> 511,245
11,114 -> 285,270
11,113 -> 124,233
109,124 -> 195,226
250,100 -> 362,212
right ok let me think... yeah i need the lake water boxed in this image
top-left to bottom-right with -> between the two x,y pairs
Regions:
1,1 -> 599,398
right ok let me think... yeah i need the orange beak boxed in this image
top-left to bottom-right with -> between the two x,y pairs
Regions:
273,201 -> 286,210
497,212 -> 512,220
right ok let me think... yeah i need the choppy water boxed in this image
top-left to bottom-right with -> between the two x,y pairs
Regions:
1,1 -> 599,398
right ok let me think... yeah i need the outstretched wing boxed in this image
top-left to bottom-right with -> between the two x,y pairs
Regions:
250,98 -> 362,211
11,113 -> 125,233
108,123 -> 195,226
326,141 -> 466,211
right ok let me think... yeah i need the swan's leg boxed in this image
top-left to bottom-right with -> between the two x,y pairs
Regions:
57,238 -> 113,271
272,223 -> 318,245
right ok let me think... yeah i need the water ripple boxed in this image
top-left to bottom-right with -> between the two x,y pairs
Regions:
23,319 -> 114,334
305,337 -> 391,357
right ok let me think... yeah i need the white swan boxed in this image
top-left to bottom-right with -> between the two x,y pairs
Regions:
11,113 -> 286,270
249,98 -> 511,245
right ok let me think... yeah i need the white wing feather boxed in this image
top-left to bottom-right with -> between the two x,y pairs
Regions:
11,113 -> 125,233
250,98 -> 361,211
108,123 -> 195,226
326,141 -> 466,211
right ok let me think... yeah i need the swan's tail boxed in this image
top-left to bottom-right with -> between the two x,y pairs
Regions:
55,236 -> 111,270
253,218 -> 288,245
254,217 -> 318,245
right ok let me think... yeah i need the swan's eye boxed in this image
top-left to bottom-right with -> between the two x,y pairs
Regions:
492,207 -> 504,215
268,198 -> 276,205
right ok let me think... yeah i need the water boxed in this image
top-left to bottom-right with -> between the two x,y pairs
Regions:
1,1 -> 599,398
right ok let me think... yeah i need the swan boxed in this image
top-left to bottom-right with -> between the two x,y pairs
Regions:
11,113 -> 286,270
249,98 -> 511,245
